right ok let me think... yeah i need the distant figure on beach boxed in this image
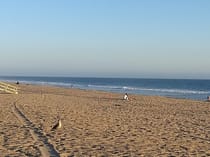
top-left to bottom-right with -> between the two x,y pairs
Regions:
16,81 -> 19,85
123,93 -> 129,101
207,96 -> 210,102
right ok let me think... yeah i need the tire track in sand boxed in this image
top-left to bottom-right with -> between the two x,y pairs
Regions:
12,103 -> 60,157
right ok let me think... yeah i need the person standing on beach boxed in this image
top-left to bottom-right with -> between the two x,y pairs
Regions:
207,96 -> 210,102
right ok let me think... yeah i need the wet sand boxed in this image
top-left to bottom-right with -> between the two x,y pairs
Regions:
0,83 -> 209,156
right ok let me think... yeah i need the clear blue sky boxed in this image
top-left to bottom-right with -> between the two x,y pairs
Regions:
0,0 -> 210,79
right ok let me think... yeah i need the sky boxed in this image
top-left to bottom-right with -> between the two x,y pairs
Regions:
0,0 -> 210,79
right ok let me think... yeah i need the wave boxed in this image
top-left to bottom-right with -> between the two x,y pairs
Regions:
120,86 -> 208,94
84,84 -> 210,95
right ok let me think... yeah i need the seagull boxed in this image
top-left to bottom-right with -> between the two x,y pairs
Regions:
51,118 -> 62,131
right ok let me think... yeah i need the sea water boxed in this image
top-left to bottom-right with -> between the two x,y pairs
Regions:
1,76 -> 210,101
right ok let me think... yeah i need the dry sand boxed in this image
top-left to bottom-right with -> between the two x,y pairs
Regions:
0,83 -> 209,156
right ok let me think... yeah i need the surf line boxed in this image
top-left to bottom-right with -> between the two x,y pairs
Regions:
12,103 -> 60,157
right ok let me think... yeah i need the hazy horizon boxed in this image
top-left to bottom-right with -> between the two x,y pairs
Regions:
0,75 -> 210,81
1,0 -> 210,79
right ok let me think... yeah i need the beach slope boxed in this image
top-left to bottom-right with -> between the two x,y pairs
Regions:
0,84 -> 209,156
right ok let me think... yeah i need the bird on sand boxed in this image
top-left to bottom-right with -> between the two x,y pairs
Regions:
51,118 -> 62,131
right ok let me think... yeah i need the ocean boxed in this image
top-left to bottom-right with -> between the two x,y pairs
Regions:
1,76 -> 210,101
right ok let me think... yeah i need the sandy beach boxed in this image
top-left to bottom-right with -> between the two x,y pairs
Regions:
0,83 -> 209,157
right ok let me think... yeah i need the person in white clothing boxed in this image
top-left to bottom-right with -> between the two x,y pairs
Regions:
123,93 -> 129,100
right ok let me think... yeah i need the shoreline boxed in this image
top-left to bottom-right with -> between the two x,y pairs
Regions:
2,80 -> 209,102
0,83 -> 209,156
